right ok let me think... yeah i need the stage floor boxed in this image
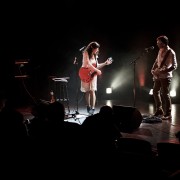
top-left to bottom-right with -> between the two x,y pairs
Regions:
19,99 -> 180,151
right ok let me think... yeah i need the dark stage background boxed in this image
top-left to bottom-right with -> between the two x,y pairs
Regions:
1,2 -> 180,107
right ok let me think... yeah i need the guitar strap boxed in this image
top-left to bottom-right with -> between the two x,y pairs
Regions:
160,49 -> 171,68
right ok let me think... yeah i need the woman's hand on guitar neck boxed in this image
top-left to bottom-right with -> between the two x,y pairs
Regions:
105,57 -> 113,65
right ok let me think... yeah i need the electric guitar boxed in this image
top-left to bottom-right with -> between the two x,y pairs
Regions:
153,65 -> 167,79
79,57 -> 113,83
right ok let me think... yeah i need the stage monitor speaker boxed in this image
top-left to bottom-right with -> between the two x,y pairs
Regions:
113,105 -> 142,133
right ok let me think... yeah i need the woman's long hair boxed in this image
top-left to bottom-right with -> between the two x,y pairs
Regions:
84,41 -> 100,59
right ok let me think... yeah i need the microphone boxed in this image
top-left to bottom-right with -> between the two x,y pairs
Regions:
145,46 -> 154,52
79,46 -> 86,51
73,57 -> 77,65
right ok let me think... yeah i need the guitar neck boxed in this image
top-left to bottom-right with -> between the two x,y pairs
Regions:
91,63 -> 106,77
97,57 -> 112,70
97,63 -> 106,70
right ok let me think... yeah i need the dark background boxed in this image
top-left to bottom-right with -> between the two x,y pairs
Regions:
1,2 -> 180,107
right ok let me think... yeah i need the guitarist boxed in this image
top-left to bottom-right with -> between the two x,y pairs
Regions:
151,35 -> 177,120
80,41 -> 112,115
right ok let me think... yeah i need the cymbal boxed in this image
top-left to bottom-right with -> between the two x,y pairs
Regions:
52,78 -> 68,82
15,61 -> 29,65
14,75 -> 29,78
15,59 -> 30,64
60,77 -> 70,79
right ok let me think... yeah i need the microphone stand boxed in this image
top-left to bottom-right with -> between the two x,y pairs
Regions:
130,50 -> 148,107
73,57 -> 80,115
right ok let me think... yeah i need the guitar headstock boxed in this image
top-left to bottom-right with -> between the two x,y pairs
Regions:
107,57 -> 113,65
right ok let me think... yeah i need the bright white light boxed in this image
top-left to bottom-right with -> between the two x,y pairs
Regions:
106,88 -> 112,94
170,90 -> 176,97
149,89 -> 176,97
106,100 -> 112,107
149,89 -> 153,95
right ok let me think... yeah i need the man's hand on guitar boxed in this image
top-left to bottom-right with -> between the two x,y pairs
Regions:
152,68 -> 161,76
152,66 -> 167,77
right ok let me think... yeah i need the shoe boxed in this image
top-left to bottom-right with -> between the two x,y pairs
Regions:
87,106 -> 91,113
162,113 -> 172,120
89,108 -> 95,115
154,109 -> 164,117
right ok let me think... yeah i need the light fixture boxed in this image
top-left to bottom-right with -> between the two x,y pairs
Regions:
149,89 -> 176,97
149,89 -> 153,95
106,87 -> 112,94
170,90 -> 176,97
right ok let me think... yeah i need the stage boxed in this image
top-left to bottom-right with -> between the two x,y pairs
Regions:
18,99 -> 180,151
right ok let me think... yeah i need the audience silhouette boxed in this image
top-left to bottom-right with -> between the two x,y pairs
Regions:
1,95 -> 180,179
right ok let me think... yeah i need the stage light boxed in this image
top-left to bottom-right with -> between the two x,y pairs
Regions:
170,90 -> 176,97
149,89 -> 176,97
149,89 -> 153,95
106,100 -> 112,107
106,87 -> 112,94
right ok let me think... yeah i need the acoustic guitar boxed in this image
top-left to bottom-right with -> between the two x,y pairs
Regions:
79,57 -> 113,83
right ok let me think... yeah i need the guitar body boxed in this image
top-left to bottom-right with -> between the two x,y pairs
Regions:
79,57 -> 113,83
153,66 -> 167,79
79,67 -> 96,83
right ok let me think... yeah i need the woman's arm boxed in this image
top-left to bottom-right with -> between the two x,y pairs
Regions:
82,51 -> 101,75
